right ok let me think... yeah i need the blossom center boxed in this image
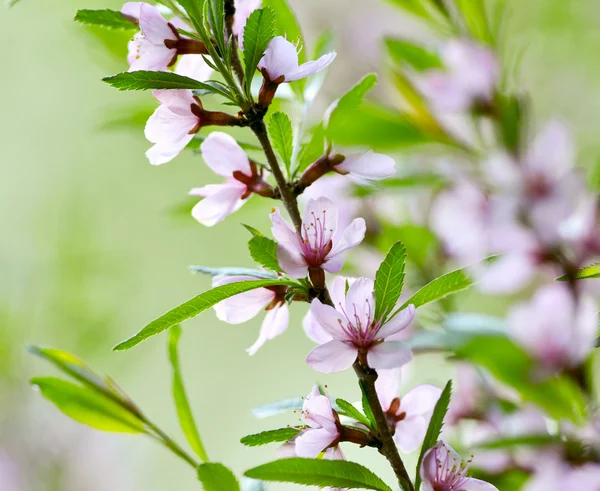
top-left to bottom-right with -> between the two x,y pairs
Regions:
335,298 -> 383,349
296,209 -> 334,267
432,444 -> 473,491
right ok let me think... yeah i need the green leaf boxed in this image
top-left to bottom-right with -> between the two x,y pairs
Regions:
113,279 -> 296,350
296,123 -> 325,176
384,0 -> 432,20
252,397 -> 304,418
414,380 -> 452,491
359,380 -> 377,428
241,427 -> 300,447
168,326 -> 208,461
374,242 -> 407,320
327,103 -> 432,151
245,458 -> 393,491
384,38 -> 442,72
207,0 -> 226,54
189,266 -> 278,279
192,80 -> 235,100
457,337 -> 586,423
262,0 -> 303,57
268,112 -> 294,175
398,267 -> 473,311
556,263 -> 600,281
455,0 -> 492,44
198,463 -> 240,491
335,399 -> 372,428
31,377 -> 146,433
496,94 -> 526,157
74,9 -> 138,29
473,434 -> 560,450
103,71 -> 234,98
326,74 -> 378,140
248,236 -> 283,272
243,224 -> 264,237
243,8 -> 276,96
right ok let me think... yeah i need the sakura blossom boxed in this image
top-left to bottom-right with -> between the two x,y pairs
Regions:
191,132 -> 273,226
376,369 -> 442,452
258,36 -> 336,83
508,283 -> 598,370
306,278 -> 414,373
335,151 -> 396,181
417,40 -> 499,111
270,197 -> 366,278
421,441 -> 498,491
211,274 -> 289,355
523,457 -> 600,491
295,386 -> 342,458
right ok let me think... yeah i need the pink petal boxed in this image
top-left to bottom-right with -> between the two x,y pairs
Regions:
139,3 -> 177,44
285,51 -> 337,82
302,311 -> 333,345
121,2 -> 144,19
295,427 -> 338,458
276,243 -> 308,278
417,71 -> 472,111
153,89 -> 197,116
400,384 -> 442,416
200,132 -> 252,177
394,415 -> 428,453
367,341 -> 413,370
232,0 -> 261,36
463,478 -> 499,491
344,278 -> 375,328
175,54 -> 213,81
190,181 -> 247,226
476,253 -> 536,294
129,44 -> 176,71
247,303 -> 290,355
303,196 -> 338,235
328,218 -> 366,257
375,368 -> 401,412
526,120 -> 574,178
270,208 -> 299,246
306,340 -> 358,373
146,135 -> 194,165
336,151 -> 396,180
321,254 -> 344,274
329,276 -> 355,308
376,304 -> 415,340
257,36 -> 300,81
145,103 -> 198,145
309,299 -> 348,339
212,277 -> 275,324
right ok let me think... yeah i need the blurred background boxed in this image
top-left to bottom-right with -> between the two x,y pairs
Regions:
2,0 -> 600,489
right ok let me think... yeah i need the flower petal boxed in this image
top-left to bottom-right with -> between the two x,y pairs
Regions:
258,36 -> 299,81
463,478 -> 499,491
152,89 -> 197,116
400,384 -> 442,416
376,305 -> 415,340
146,134 -> 194,165
270,208 -> 299,245
321,255 -> 344,274
394,415 -> 428,453
295,427 -> 338,458
200,132 -> 251,177
139,3 -> 177,44
129,44 -> 176,72
121,2 -> 144,19
302,310 -> 333,345
375,368 -> 401,412
191,181 -> 247,226
328,218 -> 366,257
477,253 -> 536,294
306,340 -> 358,374
276,244 -> 308,278
284,51 -> 337,82
310,299 -> 348,339
247,303 -> 290,355
145,103 -> 198,145
175,54 -> 213,81
336,151 -> 396,180
367,341 -> 413,370
212,275 -> 275,325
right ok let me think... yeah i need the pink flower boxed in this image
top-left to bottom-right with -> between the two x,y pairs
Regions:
523,458 -> 600,491
232,0 -> 261,37
445,363 -> 483,424
258,36 -> 336,83
336,151 -> 396,181
508,284 -> 598,370
295,386 -> 341,458
421,441 -> 498,491
417,40 -> 498,111
123,3 -> 179,72
306,278 -> 414,373
145,89 -> 205,165
376,369 -> 442,452
270,197 -> 366,278
211,275 -> 289,355
190,132 -> 271,226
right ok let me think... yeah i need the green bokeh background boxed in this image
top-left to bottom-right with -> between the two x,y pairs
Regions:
2,0 -> 600,489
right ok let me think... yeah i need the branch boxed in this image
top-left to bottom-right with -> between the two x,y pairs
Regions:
225,0 -> 245,86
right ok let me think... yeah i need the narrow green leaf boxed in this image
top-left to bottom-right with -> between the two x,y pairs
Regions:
243,224 -> 264,237
359,380 -> 377,428
248,236 -> 283,272
189,266 -> 278,279
296,123 -> 325,176
241,428 -> 300,447
103,71 -> 233,98
496,94 -> 526,157
335,399 -> 372,428
198,463 -> 240,491
374,242 -> 407,320
326,74 -> 378,140
556,263 -> 600,281
473,434 -> 560,450
268,112 -> 294,175
252,397 -> 304,418
114,279 -> 296,351
384,0 -> 432,20
384,38 -> 442,72
168,326 -> 208,461
192,80 -> 234,100
74,9 -> 138,29
245,458 -> 393,491
455,0 -> 492,44
398,267 -> 473,311
414,380 -> 452,491
243,8 -> 276,96
31,377 -> 146,433
207,0 -> 226,54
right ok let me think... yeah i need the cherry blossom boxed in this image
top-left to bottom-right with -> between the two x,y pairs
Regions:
376,369 -> 442,452
211,275 -> 288,355
421,441 -> 498,491
190,132 -> 273,226
508,283 -> 598,370
258,36 -> 336,84
306,278 -> 414,373
523,457 -> 600,491
270,197 -> 366,278
417,40 -> 498,111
